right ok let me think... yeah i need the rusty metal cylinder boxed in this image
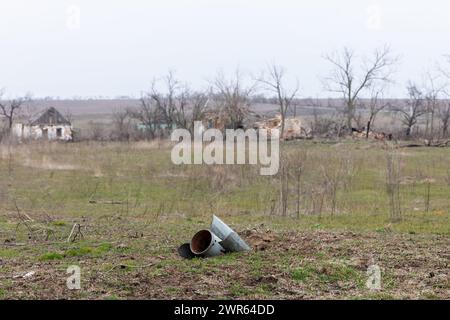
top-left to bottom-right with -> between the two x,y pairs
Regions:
190,229 -> 224,257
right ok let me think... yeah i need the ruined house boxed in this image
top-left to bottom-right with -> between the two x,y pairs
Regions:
12,107 -> 73,141
253,115 -> 312,140
196,111 -> 312,140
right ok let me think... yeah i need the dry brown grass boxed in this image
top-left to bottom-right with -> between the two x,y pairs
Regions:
0,139 -> 449,299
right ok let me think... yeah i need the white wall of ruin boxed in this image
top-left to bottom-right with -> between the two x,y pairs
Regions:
12,124 -> 73,141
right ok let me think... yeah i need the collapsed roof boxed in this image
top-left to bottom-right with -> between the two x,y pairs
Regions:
30,107 -> 71,126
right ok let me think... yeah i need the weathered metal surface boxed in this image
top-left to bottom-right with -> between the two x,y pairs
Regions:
219,232 -> 251,253
179,216 -> 251,259
210,215 -> 234,240
211,215 -> 251,253
190,229 -> 225,257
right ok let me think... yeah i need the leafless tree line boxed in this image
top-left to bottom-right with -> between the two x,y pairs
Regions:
3,46 -> 450,142
0,90 -> 32,141
323,45 -> 398,133
321,47 -> 450,141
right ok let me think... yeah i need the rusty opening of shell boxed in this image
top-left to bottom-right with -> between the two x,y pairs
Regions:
190,230 -> 212,255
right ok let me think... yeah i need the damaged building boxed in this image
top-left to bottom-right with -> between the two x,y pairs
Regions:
12,107 -> 73,141
253,115 -> 312,140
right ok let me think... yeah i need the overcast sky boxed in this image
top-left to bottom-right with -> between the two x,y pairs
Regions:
1,0 -> 449,99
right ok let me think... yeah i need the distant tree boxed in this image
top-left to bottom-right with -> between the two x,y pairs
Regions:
423,72 -> 446,144
182,91 -> 209,134
64,109 -> 74,124
257,64 -> 299,138
111,109 -> 131,141
359,88 -> 390,138
212,69 -> 256,129
127,94 -> 161,139
130,71 -> 210,138
323,46 -> 397,133
437,58 -> 450,138
397,83 -> 427,138
148,71 -> 185,131
150,72 -> 210,132
251,94 -> 269,104
0,90 -> 31,130
87,121 -> 105,141
437,102 -> 450,138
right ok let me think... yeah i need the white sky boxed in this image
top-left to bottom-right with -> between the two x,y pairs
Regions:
1,0 -> 449,98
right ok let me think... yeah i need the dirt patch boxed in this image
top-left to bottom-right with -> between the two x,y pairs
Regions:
241,229 -> 277,251
1,228 -> 448,300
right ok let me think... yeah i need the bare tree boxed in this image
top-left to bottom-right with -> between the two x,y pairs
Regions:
148,71 -> 185,131
307,98 -> 347,138
323,46 -> 397,132
129,72 -> 210,139
437,57 -> 450,138
397,83 -> 427,138
87,121 -> 105,141
423,73 -> 445,144
111,109 -> 131,141
437,101 -> 450,138
64,109 -> 74,124
128,72 -> 184,139
128,94 -> 161,139
148,71 -> 210,134
0,90 -> 31,130
212,70 -> 256,129
257,64 -> 299,138
359,88 -> 390,138
184,91 -> 209,134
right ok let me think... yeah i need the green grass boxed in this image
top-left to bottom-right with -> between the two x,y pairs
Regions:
0,140 -> 449,299
65,247 -> 94,257
52,221 -> 66,227
316,263 -> 360,284
291,262 -> 361,286
0,249 -> 20,259
248,253 -> 264,277
65,243 -> 112,257
2,141 -> 449,234
229,283 -> 250,297
39,252 -> 64,261
37,243 -> 112,261
292,266 -> 314,282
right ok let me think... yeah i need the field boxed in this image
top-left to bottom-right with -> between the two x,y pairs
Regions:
0,140 -> 449,299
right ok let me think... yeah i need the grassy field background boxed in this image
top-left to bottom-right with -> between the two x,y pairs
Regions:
0,140 -> 448,299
